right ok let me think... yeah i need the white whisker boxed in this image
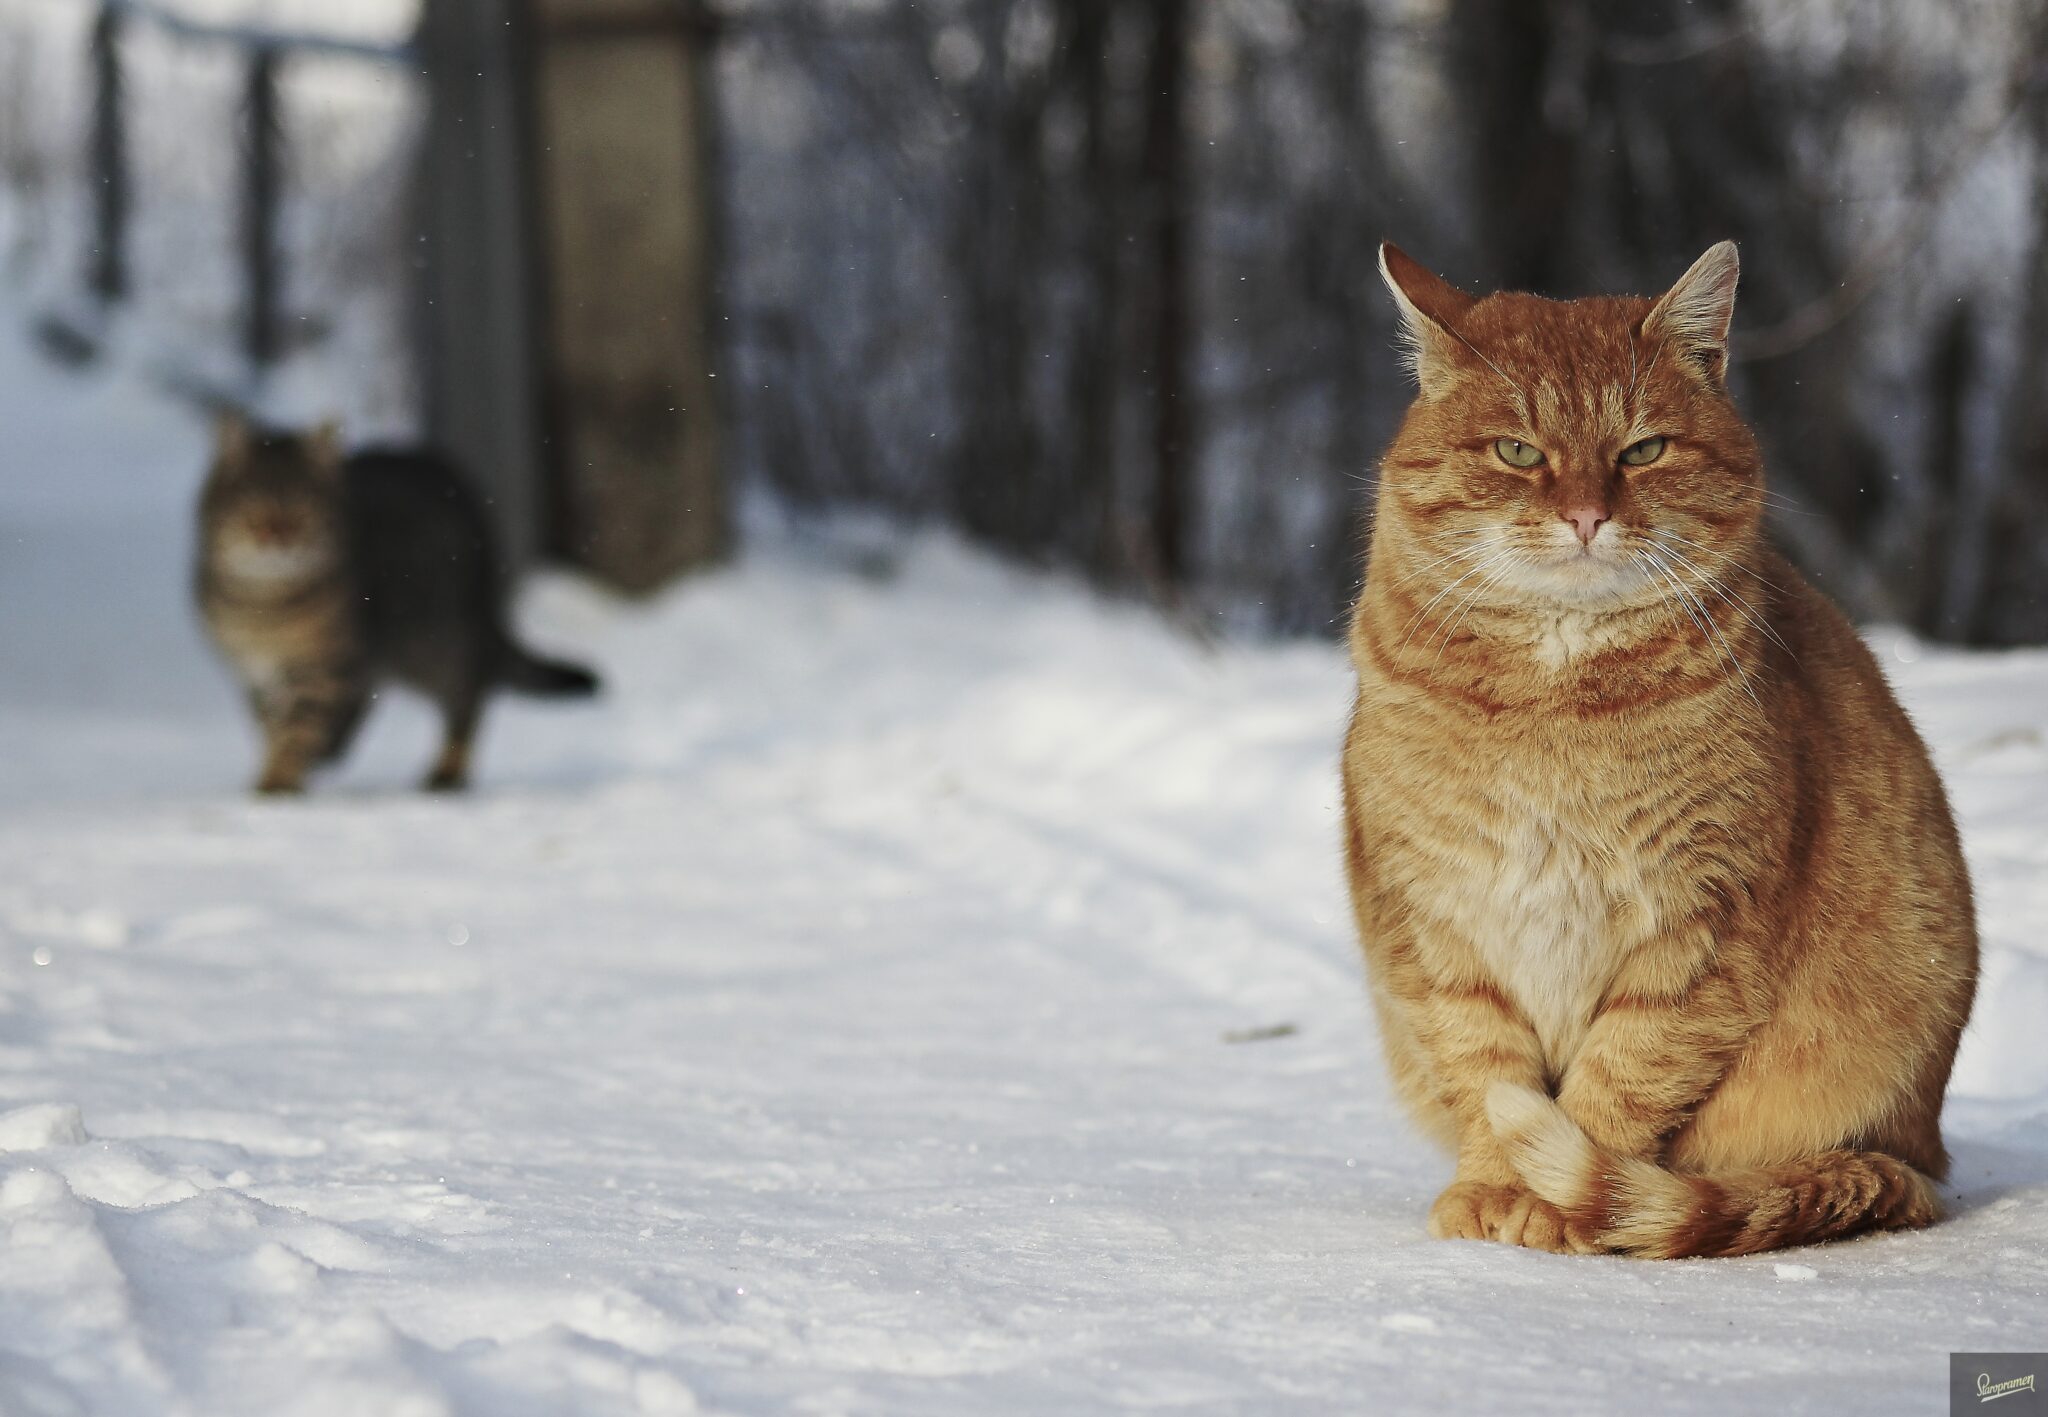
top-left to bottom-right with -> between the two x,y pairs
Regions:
1398,549 -> 1514,652
1634,548 -> 1714,643
1639,545 -> 1763,714
1649,534 -> 1797,661
1385,536 -> 1493,592
1650,528 -> 1787,593
1430,554 -> 1520,665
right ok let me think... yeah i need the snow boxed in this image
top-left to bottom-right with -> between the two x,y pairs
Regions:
1,310 -> 2045,1416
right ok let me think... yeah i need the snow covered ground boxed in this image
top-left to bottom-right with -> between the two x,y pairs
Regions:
1,307 -> 2045,1417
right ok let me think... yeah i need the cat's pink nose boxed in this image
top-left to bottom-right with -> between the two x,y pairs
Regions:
1562,505 -> 1609,545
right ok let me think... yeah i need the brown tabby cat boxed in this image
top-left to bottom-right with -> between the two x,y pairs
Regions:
196,415 -> 598,794
1341,242 -> 1978,1257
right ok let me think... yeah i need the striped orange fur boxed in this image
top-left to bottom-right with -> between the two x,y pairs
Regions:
1341,243 -> 1978,1258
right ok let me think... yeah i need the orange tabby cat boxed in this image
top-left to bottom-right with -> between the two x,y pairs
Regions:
1341,242 -> 1978,1257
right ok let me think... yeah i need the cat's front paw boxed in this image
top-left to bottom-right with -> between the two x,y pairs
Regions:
1494,1191 -> 1601,1254
1427,1180 -> 1524,1241
1428,1182 -> 1602,1252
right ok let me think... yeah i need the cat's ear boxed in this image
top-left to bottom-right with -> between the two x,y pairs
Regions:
1642,241 -> 1740,386
214,410 -> 253,470
1378,243 -> 1477,400
306,419 -> 344,481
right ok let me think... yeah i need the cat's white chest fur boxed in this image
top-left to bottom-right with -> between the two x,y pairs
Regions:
1459,809 -> 1624,1067
218,543 -> 331,583
237,652 -> 289,694
1534,609 -> 1624,669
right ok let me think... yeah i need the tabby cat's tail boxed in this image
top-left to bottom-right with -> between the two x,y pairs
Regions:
498,641 -> 601,698
1484,1082 -> 1940,1258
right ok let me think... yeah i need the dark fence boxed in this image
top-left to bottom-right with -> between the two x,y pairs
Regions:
33,0 -> 2048,643
716,0 -> 2048,643
82,0 -> 413,375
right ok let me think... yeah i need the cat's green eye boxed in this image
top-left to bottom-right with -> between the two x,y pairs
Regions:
1621,435 -> 1668,467
1494,438 -> 1545,469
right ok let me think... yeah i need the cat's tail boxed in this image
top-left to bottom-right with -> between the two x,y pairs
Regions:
1484,1082 -> 1940,1258
497,641 -> 601,698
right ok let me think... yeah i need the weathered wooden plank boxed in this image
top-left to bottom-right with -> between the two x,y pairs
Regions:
528,0 -> 726,591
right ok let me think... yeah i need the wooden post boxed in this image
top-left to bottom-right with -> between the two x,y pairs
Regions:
528,0 -> 726,591
415,0 -> 549,566
88,5 -> 128,302
241,45 -> 281,367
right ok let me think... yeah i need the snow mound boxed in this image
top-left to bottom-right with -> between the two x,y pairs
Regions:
0,1104 -> 88,1153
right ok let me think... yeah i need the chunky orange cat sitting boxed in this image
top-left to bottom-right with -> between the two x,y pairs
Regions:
1341,242 -> 1977,1258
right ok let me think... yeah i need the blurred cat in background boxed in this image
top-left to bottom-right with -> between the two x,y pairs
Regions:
195,416 -> 599,794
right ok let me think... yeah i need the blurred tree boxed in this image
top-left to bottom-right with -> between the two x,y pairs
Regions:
33,0 -> 2048,638
1981,31 -> 2048,643
409,0 -> 2048,639
942,0 -> 1194,600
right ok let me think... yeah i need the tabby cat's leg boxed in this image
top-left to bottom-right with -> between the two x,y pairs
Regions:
316,690 -> 372,766
250,672 -> 358,795
1555,922 -> 1756,1162
424,689 -> 483,793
